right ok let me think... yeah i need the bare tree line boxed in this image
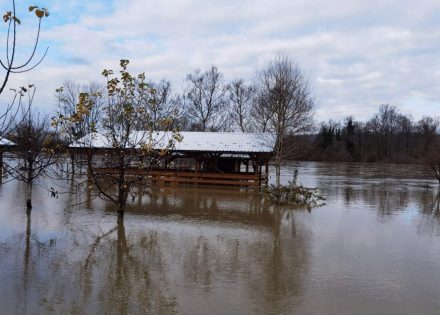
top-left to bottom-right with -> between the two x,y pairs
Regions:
304,104 -> 440,166
52,54 -> 311,137
1,54 -> 315,212
4,52 -> 440,214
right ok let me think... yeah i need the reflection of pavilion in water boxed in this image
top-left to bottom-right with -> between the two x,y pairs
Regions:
1,184 -> 311,314
108,186 -> 280,228
98,198 -> 309,315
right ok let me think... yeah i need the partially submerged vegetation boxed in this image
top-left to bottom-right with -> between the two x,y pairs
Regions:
426,146 -> 440,185
264,183 -> 325,209
263,171 -> 325,209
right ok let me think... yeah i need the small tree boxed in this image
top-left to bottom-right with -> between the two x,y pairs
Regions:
254,54 -> 314,185
7,91 -> 60,209
56,60 -> 180,219
0,2 -> 49,142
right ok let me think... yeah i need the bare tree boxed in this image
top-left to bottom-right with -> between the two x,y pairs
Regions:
0,85 -> 33,136
227,78 -> 253,132
366,104 -> 400,158
140,79 -> 181,130
7,96 -> 61,209
254,54 -> 314,185
417,116 -> 439,154
54,81 -> 106,176
251,94 -> 272,133
55,81 -> 105,141
184,66 -> 227,131
56,60 -> 180,220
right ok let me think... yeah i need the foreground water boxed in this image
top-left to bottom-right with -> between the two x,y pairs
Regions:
0,162 -> 440,315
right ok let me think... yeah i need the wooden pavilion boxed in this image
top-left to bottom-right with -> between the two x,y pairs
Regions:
70,132 -> 275,187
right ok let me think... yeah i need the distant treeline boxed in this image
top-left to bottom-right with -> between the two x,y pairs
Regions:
297,104 -> 439,164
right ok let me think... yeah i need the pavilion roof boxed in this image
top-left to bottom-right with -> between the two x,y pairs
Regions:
70,131 -> 275,154
0,137 -> 15,147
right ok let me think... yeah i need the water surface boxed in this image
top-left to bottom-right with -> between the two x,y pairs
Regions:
0,162 -> 439,314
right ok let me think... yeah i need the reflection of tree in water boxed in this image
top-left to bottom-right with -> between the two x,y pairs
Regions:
1,185 -> 310,314
318,172 -> 440,235
42,218 -> 178,315
138,188 -> 310,314
244,208 -> 308,315
0,208 -> 57,315
314,162 -> 440,218
320,182 -> 410,216
364,186 -> 410,217
415,188 -> 440,236
126,186 -> 277,227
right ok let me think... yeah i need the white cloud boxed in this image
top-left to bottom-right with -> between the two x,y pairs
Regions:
0,0 -> 438,122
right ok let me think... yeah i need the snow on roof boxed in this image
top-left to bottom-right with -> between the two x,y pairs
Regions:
0,137 -> 14,146
70,131 -> 275,153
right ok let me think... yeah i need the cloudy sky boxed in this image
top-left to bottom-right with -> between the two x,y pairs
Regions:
0,0 -> 439,122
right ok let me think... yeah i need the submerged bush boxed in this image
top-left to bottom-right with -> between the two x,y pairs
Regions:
263,181 -> 325,209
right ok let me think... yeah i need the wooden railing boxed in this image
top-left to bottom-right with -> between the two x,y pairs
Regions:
91,168 -> 268,187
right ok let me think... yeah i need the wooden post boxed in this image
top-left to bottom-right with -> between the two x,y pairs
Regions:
195,158 -> 200,173
259,165 -> 262,186
235,160 -> 240,172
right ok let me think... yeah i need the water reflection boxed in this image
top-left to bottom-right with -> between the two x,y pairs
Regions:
416,188 -> 440,236
309,162 -> 438,219
1,183 -> 309,315
1,162 -> 440,314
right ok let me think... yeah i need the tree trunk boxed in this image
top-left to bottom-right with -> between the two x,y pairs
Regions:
117,206 -> 125,219
117,156 -> 127,219
26,163 -> 33,210
275,162 -> 281,186
26,181 -> 33,210
23,208 -> 31,292
275,134 -> 283,186
117,181 -> 126,219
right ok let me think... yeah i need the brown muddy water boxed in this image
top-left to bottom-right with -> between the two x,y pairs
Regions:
0,162 -> 440,315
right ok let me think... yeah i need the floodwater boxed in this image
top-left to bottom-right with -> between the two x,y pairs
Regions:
1,162 -> 440,315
